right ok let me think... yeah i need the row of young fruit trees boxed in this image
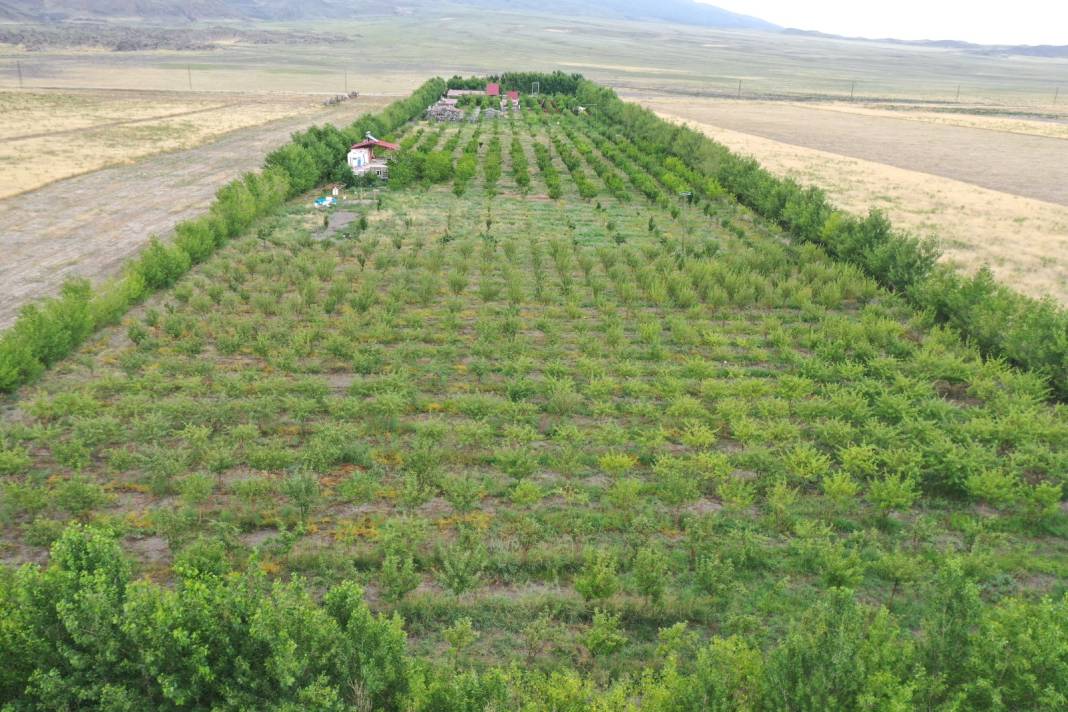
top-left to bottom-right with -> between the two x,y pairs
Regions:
0,74 -> 1066,710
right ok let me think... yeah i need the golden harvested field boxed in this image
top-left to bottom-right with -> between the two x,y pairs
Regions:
642,97 -> 1068,303
0,89 -> 392,198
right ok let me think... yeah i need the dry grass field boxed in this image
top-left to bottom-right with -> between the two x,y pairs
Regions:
786,102 -> 1068,141
642,97 -> 1068,302
0,89 -> 380,198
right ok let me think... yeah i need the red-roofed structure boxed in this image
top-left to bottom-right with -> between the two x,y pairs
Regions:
506,90 -> 519,103
350,138 -> 400,152
348,133 -> 399,179
486,82 -> 501,97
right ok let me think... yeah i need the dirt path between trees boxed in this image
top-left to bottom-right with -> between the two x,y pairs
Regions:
0,99 -> 379,329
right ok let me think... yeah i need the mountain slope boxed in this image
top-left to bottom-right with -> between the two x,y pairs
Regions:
782,27 -> 1068,58
480,0 -> 778,29
0,0 -> 779,29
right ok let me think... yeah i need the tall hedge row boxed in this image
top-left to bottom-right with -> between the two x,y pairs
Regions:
446,71 -> 583,95
0,78 -> 446,394
576,80 -> 1068,398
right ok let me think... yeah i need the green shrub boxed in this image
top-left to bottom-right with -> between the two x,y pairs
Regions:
282,472 -> 320,525
173,218 -> 220,263
436,542 -> 484,596
584,609 -> 627,658
442,474 -> 483,513
965,469 -> 1020,508
0,446 -> 31,476
1,525 -> 413,709
381,553 -> 421,603
302,425 -> 371,472
135,237 -> 192,290
0,279 -> 95,391
0,336 -> 42,392
759,589 -> 915,711
90,273 -> 147,327
424,151 -> 454,183
575,548 -> 620,603
868,473 -> 918,515
633,546 -> 670,605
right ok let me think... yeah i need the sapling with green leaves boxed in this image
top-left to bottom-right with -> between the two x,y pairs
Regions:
633,545 -> 670,606
442,474 -> 483,513
380,552 -> 421,603
282,471 -> 319,527
584,609 -> 627,659
821,470 -> 860,513
443,617 -> 480,666
575,548 -> 620,604
437,541 -> 485,596
868,473 -> 919,518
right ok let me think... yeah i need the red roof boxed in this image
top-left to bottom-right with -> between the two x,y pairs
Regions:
351,138 -> 399,151
486,82 -> 501,96
506,90 -> 519,101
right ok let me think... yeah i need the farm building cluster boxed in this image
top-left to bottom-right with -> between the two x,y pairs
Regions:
347,83 -> 523,180
425,82 -> 521,122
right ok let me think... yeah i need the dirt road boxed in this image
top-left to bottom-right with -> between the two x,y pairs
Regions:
0,98 -> 384,329
639,99 -> 1068,207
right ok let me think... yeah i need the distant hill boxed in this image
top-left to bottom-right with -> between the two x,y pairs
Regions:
478,1 -> 778,30
0,0 -> 779,29
6,1 -> 1060,57
782,28 -> 1068,59
0,1 -> 236,22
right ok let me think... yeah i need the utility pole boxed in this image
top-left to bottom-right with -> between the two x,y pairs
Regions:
1055,87 -> 1060,105
955,84 -> 961,102
187,65 -> 192,91
16,60 -> 23,89
850,80 -> 855,100
344,70 -> 348,93
737,79 -> 742,99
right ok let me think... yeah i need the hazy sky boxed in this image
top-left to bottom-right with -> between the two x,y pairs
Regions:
705,1 -> 1068,45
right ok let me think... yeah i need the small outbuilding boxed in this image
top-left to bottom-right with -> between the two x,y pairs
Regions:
486,82 -> 501,97
348,133 -> 400,179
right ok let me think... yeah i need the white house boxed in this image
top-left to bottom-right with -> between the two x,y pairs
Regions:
347,133 -> 399,179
